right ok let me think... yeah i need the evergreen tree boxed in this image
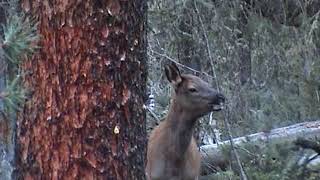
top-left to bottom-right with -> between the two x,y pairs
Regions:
0,1 -> 38,179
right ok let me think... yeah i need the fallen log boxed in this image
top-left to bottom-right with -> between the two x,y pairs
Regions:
200,120 -> 320,174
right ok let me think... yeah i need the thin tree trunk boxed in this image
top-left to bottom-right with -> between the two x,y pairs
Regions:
236,1 -> 251,85
15,1 -> 147,179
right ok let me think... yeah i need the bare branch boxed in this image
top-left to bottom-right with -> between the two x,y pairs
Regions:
146,105 -> 160,122
148,47 -> 215,79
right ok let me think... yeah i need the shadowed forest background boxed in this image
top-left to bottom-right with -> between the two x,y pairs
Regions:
0,0 -> 319,179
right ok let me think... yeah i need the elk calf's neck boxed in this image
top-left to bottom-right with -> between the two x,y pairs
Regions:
146,63 -> 225,180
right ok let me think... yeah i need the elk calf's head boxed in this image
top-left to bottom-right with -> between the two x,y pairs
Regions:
165,62 -> 225,118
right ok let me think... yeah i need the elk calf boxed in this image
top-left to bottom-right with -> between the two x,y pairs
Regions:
146,63 -> 225,180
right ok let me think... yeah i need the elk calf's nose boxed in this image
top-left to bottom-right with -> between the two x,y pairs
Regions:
217,93 -> 226,104
210,92 -> 225,105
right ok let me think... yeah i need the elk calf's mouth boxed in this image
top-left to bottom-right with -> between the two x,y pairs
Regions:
211,93 -> 226,111
212,104 -> 224,111
209,101 -> 225,111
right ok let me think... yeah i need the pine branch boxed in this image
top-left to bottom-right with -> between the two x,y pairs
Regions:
1,13 -> 38,65
0,1 -> 38,118
0,75 -> 27,115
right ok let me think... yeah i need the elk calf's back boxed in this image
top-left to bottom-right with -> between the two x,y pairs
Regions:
146,63 -> 225,180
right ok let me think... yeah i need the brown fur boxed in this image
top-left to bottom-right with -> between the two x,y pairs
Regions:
146,63 -> 225,180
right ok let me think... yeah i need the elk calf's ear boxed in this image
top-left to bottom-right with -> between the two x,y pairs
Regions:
165,62 -> 182,86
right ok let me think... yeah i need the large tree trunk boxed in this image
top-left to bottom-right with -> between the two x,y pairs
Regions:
15,1 -> 147,179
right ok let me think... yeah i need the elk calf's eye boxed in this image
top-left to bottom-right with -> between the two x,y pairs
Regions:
188,88 -> 197,93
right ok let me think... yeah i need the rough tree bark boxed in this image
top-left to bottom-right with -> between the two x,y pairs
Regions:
15,1 -> 147,179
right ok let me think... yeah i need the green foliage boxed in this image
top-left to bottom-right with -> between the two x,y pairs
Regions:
245,144 -> 320,180
0,1 -> 38,118
2,14 -> 38,65
201,170 -> 239,180
0,75 -> 26,114
0,1 -> 38,178
213,142 -> 320,180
